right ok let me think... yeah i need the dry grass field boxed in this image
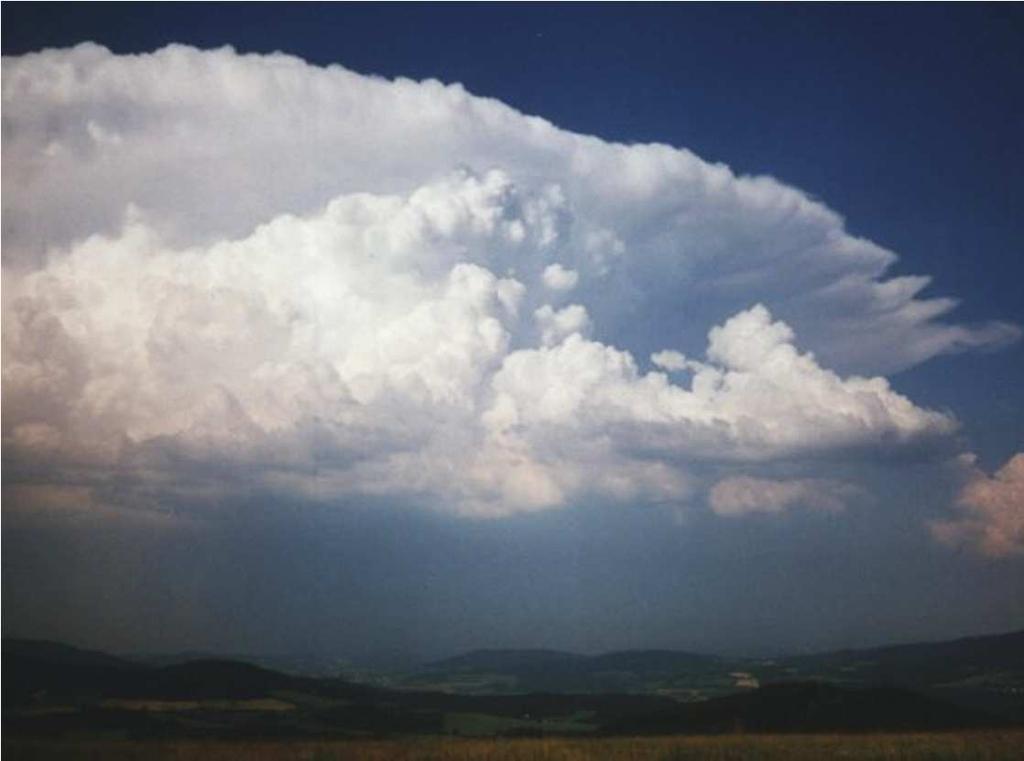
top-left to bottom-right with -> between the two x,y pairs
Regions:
6,731 -> 1024,761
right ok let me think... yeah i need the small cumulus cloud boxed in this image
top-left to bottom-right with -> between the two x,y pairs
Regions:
534,303 -> 591,346
931,453 -> 1024,558
651,350 -> 692,373
541,263 -> 579,292
709,476 -> 858,517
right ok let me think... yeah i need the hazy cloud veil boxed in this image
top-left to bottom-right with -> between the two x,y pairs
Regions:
3,45 -> 1018,525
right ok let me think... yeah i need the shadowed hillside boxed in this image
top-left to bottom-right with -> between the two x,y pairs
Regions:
4,638 -> 1017,741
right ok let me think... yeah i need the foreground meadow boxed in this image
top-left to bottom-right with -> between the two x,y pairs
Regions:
6,732 -> 1024,761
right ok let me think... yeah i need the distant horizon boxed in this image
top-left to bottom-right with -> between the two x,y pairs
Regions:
7,624 -> 1024,669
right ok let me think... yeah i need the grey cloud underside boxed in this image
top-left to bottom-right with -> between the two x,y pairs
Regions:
1,44 -> 1014,518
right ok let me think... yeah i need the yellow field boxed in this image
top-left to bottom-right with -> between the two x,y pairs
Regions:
5,731 -> 1024,761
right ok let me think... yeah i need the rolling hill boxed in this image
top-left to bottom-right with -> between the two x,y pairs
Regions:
4,631 -> 1021,739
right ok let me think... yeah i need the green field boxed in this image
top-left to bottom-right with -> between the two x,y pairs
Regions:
6,731 -> 1024,761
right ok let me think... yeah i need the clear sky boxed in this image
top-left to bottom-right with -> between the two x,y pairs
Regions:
2,4 -> 1022,663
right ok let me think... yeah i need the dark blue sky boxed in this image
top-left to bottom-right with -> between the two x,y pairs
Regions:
3,4 -> 1022,660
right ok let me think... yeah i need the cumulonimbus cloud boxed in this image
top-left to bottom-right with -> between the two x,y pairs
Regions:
931,454 -> 1024,557
2,44 -> 1010,518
